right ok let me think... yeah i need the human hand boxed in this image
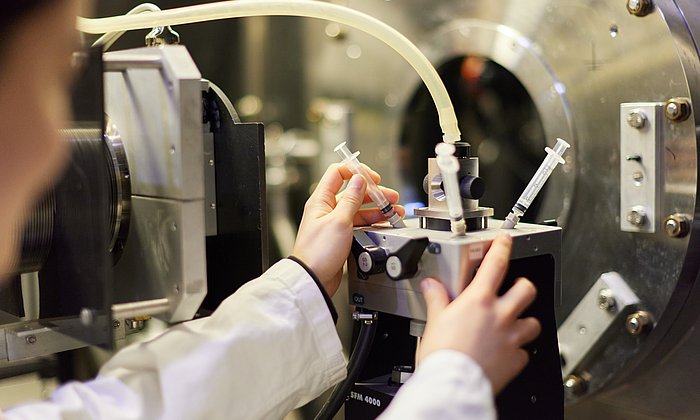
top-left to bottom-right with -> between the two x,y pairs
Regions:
292,163 -> 405,296
417,233 -> 541,394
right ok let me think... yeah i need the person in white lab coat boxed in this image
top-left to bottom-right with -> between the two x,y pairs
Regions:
0,1 -> 540,419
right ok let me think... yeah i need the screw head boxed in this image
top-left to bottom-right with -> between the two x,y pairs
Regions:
664,98 -> 692,121
663,214 -> 690,238
25,335 -> 37,345
626,311 -> 653,335
597,289 -> 616,311
564,374 -> 588,396
627,0 -> 653,16
626,207 -> 647,226
627,111 -> 647,129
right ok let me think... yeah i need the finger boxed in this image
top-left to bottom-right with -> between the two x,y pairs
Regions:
498,277 -> 537,319
361,186 -> 399,205
330,174 -> 367,224
421,278 -> 450,322
469,232 -> 513,295
352,205 -> 406,226
338,163 -> 381,185
308,164 -> 345,213
511,317 -> 541,347
337,185 -> 399,205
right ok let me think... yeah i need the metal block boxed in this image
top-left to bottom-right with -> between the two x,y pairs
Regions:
348,218 -> 561,321
4,322 -> 85,361
558,272 -> 641,378
113,196 -> 207,323
620,103 -> 664,233
104,46 -> 204,201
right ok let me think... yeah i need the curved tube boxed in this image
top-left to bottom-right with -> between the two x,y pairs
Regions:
92,3 -> 162,50
77,0 -> 461,142
314,315 -> 378,420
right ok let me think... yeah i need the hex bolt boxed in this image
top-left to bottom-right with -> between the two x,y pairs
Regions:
626,207 -> 647,227
25,335 -> 37,345
597,289 -> 616,311
664,98 -> 692,122
663,214 -> 690,238
564,374 -> 588,396
626,0 -> 654,16
626,110 -> 647,129
626,311 -> 653,336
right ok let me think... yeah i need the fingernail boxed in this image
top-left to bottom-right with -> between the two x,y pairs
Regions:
348,174 -> 364,190
420,278 -> 435,292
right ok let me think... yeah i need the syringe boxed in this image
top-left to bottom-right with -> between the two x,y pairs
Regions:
502,138 -> 570,229
335,142 -> 406,228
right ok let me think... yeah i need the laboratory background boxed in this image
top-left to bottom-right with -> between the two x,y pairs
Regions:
1,0 -> 699,418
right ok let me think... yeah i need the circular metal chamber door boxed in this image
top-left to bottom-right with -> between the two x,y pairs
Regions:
307,0 -> 700,417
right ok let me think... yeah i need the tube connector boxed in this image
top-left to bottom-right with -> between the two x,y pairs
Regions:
352,312 -> 378,324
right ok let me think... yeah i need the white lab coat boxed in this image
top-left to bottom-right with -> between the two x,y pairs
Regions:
4,259 -> 495,419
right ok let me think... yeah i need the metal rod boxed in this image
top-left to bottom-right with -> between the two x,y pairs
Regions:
112,298 -> 169,318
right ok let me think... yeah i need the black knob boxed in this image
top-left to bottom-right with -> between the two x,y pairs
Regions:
386,237 -> 429,280
351,231 -> 388,278
357,246 -> 387,275
459,175 -> 485,200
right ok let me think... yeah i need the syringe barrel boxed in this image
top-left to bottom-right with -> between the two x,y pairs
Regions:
517,156 -> 557,208
335,141 -> 390,208
516,138 -> 569,210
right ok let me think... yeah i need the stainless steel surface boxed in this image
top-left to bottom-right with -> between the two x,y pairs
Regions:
104,46 -> 204,200
619,103 -> 664,233
105,46 -> 207,323
112,196 -> 206,322
348,218 -> 560,321
558,272 -> 641,381
112,298 -> 170,319
301,0 -> 700,415
4,323 -> 84,362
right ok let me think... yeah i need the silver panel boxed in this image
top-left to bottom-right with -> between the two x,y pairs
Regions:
112,196 -> 206,323
619,103 -> 664,233
348,218 -> 561,321
104,46 -> 203,201
558,272 -> 641,379
4,323 -> 84,361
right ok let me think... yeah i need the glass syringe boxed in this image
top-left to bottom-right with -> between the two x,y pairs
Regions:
335,142 -> 406,228
502,138 -> 570,229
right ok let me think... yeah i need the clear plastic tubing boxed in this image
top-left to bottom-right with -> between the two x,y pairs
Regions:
92,3 -> 162,50
502,138 -> 570,229
435,143 -> 466,236
335,142 -> 406,228
77,0 -> 461,143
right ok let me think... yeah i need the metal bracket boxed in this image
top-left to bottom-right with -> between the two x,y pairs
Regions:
620,102 -> 664,233
558,272 -> 641,378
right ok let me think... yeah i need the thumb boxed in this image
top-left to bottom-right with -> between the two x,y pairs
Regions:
421,278 -> 450,321
332,174 -> 366,223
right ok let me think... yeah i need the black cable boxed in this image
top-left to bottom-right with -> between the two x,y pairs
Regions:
315,313 -> 378,420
